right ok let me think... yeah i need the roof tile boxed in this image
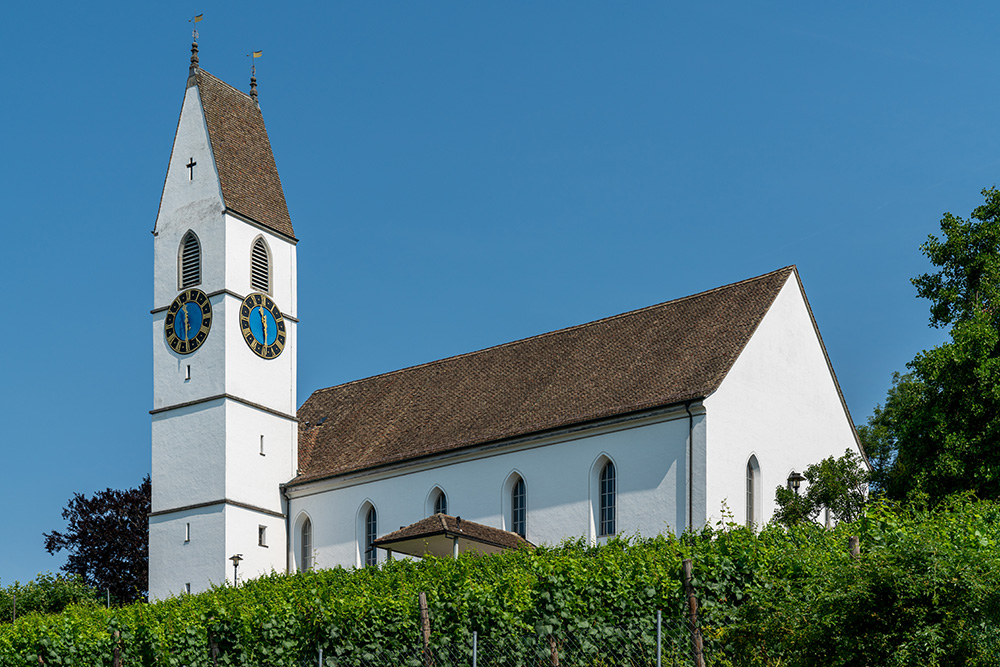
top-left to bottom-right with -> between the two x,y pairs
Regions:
292,267 -> 795,484
195,69 -> 294,238
373,514 -> 530,551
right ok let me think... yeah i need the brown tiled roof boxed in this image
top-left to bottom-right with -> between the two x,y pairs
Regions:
373,514 -> 530,551
293,267 -> 796,485
193,69 -> 295,239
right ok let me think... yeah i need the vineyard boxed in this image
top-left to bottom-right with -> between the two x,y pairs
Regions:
2,496 -> 999,666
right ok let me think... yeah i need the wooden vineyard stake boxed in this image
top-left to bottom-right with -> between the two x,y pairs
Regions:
682,558 -> 706,667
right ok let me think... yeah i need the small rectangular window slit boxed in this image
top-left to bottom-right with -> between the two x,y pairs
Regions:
260,434 -> 265,456
184,583 -> 191,594
258,525 -> 267,547
185,365 -> 191,381
184,522 -> 191,543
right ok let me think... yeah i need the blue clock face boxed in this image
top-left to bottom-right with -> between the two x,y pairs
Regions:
248,306 -> 277,346
164,289 -> 213,354
239,292 -> 286,359
177,302 -> 204,340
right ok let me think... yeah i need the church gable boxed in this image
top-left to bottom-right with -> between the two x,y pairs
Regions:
293,267 -> 795,485
702,269 -> 863,526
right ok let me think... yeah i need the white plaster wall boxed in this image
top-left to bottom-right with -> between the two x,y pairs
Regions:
223,214 -> 296,314
149,505 -> 227,600
224,505 -> 288,585
222,213 -> 297,414
148,500 -> 288,599
703,274 -> 861,527
151,400 -> 226,513
287,415 -> 691,570
151,297 -> 228,412
224,401 -> 297,513
153,84 -> 225,308
223,295 -> 297,415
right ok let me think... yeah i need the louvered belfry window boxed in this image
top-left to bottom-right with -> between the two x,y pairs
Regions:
179,231 -> 201,289
251,237 -> 270,293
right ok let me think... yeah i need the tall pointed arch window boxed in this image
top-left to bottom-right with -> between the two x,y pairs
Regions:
433,489 -> 448,516
300,517 -> 312,572
511,477 -> 526,538
746,456 -> 761,527
599,460 -> 616,537
250,237 -> 271,293
178,231 -> 201,289
364,506 -> 378,567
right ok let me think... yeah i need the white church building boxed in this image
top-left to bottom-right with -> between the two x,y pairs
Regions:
147,49 -> 864,600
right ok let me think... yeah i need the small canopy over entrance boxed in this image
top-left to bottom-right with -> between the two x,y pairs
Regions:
372,514 -> 531,559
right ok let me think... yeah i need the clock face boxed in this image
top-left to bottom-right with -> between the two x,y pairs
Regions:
240,292 -> 286,359
164,289 -> 213,354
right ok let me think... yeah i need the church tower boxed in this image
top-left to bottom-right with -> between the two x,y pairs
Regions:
148,43 -> 297,599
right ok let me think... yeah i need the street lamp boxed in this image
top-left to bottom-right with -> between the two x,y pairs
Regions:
787,471 -> 805,495
229,554 -> 243,586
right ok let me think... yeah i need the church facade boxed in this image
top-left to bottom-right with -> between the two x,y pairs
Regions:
148,55 -> 863,600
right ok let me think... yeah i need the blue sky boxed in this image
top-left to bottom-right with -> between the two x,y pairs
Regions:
2,2 -> 995,585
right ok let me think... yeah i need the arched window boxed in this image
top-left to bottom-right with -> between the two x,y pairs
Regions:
432,489 -> 448,515
511,477 -> 526,538
599,460 -> 616,537
300,517 -> 312,571
250,236 -> 271,293
178,231 -> 201,289
364,506 -> 378,567
746,456 -> 761,527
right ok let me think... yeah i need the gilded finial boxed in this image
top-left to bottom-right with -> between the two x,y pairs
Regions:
189,14 -> 204,73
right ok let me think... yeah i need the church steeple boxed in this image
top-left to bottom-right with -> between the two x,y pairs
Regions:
157,66 -> 294,240
149,55 -> 298,600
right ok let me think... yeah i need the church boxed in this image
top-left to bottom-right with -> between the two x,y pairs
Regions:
147,46 -> 864,600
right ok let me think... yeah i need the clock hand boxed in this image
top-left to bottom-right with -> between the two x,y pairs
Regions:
183,304 -> 191,340
259,306 -> 268,345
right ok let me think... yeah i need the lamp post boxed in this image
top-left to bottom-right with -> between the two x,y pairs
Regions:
229,554 -> 243,586
787,471 -> 805,495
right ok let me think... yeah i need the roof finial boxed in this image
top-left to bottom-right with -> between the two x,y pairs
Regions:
248,50 -> 263,106
189,14 -> 204,73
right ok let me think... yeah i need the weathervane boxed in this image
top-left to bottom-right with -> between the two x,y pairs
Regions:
188,14 -> 203,71
247,49 -> 262,103
189,13 -> 203,41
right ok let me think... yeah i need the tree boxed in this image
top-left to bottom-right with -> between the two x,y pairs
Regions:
773,449 -> 870,527
0,572 -> 97,622
911,187 -> 1000,328
43,476 -> 150,603
858,187 -> 1000,504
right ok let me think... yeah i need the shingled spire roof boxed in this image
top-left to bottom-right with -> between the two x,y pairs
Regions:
190,68 -> 294,239
292,266 -> 799,486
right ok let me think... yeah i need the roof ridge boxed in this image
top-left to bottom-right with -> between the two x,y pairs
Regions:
305,266 -> 796,399
197,68 -> 253,101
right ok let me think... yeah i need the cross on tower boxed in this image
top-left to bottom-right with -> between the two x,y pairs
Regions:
186,158 -> 197,180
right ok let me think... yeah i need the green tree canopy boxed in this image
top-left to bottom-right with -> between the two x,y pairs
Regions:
860,187 -> 1000,503
912,186 -> 1000,327
773,449 -> 870,527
